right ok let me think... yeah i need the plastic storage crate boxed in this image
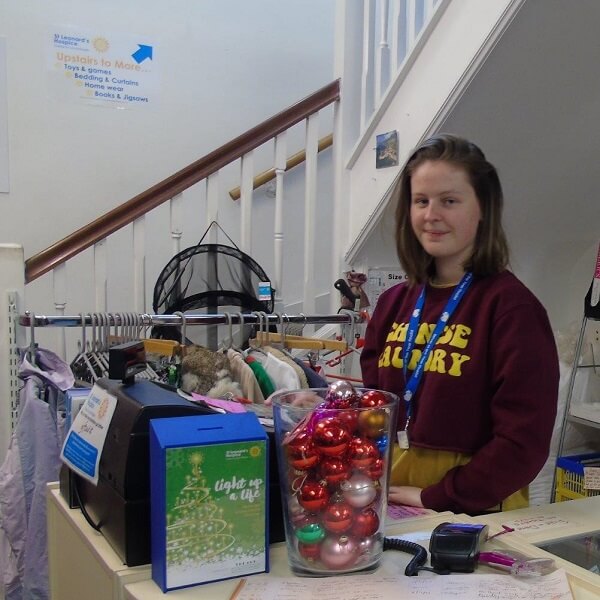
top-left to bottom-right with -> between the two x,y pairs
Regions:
554,453 -> 600,502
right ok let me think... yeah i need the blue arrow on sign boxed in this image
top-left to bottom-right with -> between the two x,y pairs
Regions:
132,44 -> 153,64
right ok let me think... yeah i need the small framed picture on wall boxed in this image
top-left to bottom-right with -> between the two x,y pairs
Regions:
375,130 -> 399,169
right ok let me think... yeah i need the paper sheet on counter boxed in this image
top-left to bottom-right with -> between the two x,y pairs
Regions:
230,568 -> 573,600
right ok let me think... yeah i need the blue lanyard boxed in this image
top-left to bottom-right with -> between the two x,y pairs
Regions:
402,272 -> 473,419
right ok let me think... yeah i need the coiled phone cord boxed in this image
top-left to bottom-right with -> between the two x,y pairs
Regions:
383,537 -> 448,576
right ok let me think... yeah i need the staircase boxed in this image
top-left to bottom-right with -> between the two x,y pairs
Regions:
0,0 -> 526,457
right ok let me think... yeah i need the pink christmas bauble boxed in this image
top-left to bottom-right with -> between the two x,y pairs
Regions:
340,473 -> 377,508
325,380 -> 359,409
319,535 -> 360,570
357,535 -> 379,562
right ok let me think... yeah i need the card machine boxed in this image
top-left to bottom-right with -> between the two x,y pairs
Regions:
429,522 -> 489,573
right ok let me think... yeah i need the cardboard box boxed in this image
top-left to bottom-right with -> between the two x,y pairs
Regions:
150,412 -> 269,592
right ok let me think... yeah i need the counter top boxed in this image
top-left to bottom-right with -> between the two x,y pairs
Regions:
48,485 -> 600,600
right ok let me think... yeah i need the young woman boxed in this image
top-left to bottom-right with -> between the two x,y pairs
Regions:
360,134 -> 559,514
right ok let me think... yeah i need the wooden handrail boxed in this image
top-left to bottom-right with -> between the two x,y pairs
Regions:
25,79 -> 340,283
229,133 -> 333,200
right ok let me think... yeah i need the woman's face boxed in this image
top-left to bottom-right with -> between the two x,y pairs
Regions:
410,160 -> 482,273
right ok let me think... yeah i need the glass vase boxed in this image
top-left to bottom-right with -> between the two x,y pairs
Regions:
271,384 -> 398,576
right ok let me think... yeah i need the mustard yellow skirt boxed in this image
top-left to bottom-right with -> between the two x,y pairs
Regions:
390,444 -> 528,513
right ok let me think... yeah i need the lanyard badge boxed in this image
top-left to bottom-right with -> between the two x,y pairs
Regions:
398,272 -> 473,449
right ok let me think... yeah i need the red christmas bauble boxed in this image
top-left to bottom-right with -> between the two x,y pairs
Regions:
347,436 -> 380,469
359,390 -> 388,408
297,479 -> 330,512
336,409 -> 359,435
319,457 -> 351,487
298,540 -> 322,561
312,417 -> 351,457
287,430 -> 320,470
322,501 -> 354,534
351,507 -> 380,537
366,457 -> 384,480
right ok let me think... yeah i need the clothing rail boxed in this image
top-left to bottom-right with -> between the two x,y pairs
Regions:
19,310 -> 362,328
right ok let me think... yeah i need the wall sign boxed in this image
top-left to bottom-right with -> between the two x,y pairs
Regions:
367,267 -> 407,309
49,29 -> 159,108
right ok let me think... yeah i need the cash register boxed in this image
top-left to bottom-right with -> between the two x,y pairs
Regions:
60,342 -> 284,567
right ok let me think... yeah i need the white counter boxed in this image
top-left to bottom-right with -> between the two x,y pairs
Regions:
47,484 -> 600,599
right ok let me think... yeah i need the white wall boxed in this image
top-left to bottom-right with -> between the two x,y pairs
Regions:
0,0 -> 336,337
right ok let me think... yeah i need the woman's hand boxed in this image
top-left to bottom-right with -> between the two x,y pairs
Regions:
388,486 -> 424,507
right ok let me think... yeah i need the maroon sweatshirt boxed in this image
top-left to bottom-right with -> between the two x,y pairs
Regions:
361,271 -> 559,513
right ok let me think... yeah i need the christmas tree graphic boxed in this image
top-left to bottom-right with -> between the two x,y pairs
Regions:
166,450 -> 235,566
164,441 -> 266,586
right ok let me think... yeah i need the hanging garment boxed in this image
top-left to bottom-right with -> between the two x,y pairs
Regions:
263,346 -> 308,389
292,357 -> 329,388
0,348 -> 73,600
180,346 -> 243,398
244,356 -> 276,398
250,349 -> 301,392
226,349 -> 265,404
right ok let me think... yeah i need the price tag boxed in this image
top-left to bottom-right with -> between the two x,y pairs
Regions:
584,466 -> 600,490
258,281 -> 272,301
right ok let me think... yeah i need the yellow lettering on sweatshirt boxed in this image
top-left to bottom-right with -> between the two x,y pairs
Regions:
425,348 -> 447,373
449,324 -> 472,348
378,345 -> 391,367
378,344 -> 470,377
448,352 -> 471,376
415,323 -> 435,344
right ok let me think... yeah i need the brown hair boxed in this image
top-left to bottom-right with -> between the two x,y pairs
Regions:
394,133 -> 509,285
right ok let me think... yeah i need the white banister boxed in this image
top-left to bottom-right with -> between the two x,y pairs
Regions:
206,172 -> 220,244
94,239 -> 107,312
406,0 -> 417,49
170,192 -> 183,257
52,263 -> 67,359
360,0 -> 376,131
273,133 -> 287,309
302,113 -> 319,319
391,0 -> 406,73
133,216 -> 146,313
375,0 -> 391,104
240,151 -> 254,254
